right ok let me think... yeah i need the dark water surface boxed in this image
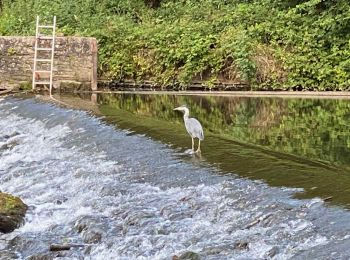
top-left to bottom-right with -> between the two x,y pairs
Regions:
80,92 -> 350,207
1,93 -> 350,259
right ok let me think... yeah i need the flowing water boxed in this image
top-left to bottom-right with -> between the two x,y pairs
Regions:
1,93 -> 350,259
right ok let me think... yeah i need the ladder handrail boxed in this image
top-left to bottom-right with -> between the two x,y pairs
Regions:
32,16 -> 40,90
49,16 -> 56,97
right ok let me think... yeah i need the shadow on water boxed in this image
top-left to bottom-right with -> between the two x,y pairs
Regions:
55,92 -> 350,208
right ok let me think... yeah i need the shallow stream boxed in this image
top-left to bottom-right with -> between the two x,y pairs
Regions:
1,93 -> 350,259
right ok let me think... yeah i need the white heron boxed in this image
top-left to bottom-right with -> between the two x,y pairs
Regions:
174,105 -> 204,153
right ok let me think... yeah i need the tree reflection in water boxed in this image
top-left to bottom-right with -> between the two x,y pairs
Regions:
98,93 -> 350,167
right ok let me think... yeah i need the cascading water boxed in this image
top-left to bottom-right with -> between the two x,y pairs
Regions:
1,96 -> 350,259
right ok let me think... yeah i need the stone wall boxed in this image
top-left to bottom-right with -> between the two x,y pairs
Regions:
0,36 -> 97,91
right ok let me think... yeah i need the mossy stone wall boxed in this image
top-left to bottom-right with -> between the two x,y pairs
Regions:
0,36 -> 97,91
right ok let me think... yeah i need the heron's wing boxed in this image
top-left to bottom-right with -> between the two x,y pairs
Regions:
185,118 -> 204,140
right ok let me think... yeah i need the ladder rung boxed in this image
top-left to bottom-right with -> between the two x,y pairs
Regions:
35,70 -> 51,73
38,25 -> 54,29
37,47 -> 52,51
36,59 -> 51,62
34,81 -> 51,85
38,36 -> 54,40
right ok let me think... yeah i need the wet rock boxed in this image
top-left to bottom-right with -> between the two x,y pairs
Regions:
74,216 -> 107,243
245,213 -> 273,229
233,241 -> 249,250
178,251 -> 200,260
84,245 -> 92,255
55,196 -> 68,205
81,227 -> 103,243
100,185 -> 120,196
27,254 -> 53,260
156,227 -> 170,235
75,216 -> 98,233
265,246 -> 279,258
0,138 -> 20,152
50,243 -> 87,252
0,192 -> 27,233
28,251 -> 84,260
49,244 -> 72,251
205,247 -> 222,255
0,250 -> 18,260
8,235 -> 51,257
323,196 -> 333,202
124,211 -> 155,226
0,132 -> 20,141
0,143 -> 8,151
4,136 -> 21,150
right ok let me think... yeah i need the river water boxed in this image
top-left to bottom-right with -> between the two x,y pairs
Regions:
1,94 -> 350,259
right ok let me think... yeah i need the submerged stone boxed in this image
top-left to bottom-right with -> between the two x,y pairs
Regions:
233,241 -> 249,250
265,246 -> 279,258
74,215 -> 107,243
0,192 -> 27,233
178,251 -> 200,260
0,250 -> 18,259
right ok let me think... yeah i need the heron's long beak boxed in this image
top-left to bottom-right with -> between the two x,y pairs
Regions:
173,107 -> 181,111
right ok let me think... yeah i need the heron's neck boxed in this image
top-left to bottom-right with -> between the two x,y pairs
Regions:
183,110 -> 189,120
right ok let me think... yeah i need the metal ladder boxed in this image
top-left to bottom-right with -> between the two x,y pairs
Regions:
32,16 -> 56,95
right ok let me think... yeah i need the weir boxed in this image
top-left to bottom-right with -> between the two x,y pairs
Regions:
2,95 -> 350,259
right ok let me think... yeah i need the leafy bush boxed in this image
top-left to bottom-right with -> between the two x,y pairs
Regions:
1,0 -> 350,90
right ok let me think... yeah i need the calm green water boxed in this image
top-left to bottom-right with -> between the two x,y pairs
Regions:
62,93 -> 350,207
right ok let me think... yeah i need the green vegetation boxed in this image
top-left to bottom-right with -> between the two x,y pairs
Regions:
19,81 -> 32,90
1,0 -> 350,90
0,192 -> 25,214
6,47 -> 16,55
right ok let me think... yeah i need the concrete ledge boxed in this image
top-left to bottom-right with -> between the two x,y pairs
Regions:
90,90 -> 350,99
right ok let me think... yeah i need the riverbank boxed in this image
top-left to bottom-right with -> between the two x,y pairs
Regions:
0,87 -> 17,96
92,89 -> 350,99
1,1 -> 350,91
